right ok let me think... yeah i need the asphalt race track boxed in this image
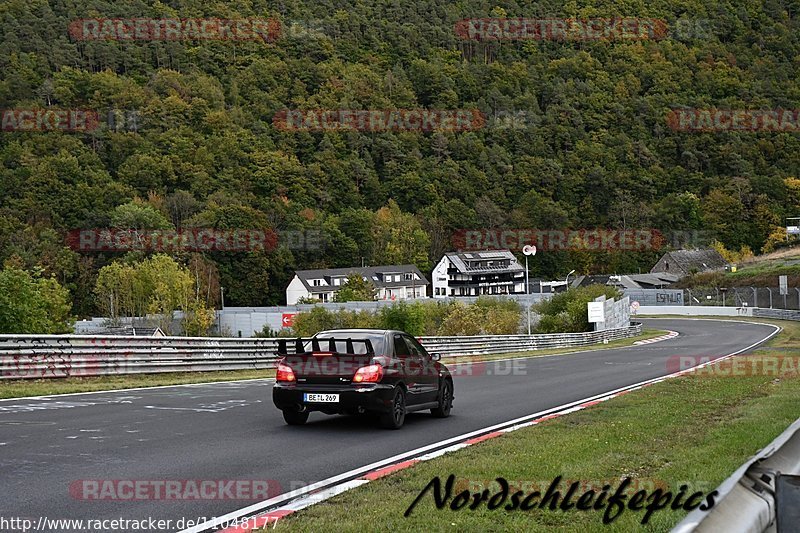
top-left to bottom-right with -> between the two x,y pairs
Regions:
0,319 -> 778,531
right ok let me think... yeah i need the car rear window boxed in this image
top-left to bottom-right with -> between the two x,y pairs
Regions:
312,332 -> 386,355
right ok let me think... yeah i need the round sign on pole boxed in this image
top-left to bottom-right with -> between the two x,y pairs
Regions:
630,301 -> 640,314
522,245 -> 537,256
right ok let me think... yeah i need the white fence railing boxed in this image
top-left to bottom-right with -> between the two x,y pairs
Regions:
0,324 -> 641,380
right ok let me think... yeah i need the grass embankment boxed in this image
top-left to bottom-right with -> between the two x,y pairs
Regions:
675,246 -> 800,288
0,330 -> 667,399
271,318 -> 800,532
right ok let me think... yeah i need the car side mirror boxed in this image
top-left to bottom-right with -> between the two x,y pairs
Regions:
430,353 -> 441,361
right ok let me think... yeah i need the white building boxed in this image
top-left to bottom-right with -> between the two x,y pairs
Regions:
432,250 -> 525,297
285,265 -> 429,304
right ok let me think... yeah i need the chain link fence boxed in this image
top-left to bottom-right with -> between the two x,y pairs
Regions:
683,287 -> 800,309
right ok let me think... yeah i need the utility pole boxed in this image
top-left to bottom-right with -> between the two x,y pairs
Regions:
220,286 -> 225,309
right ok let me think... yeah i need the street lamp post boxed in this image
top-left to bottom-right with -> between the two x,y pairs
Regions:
525,256 -> 529,334
565,269 -> 576,291
522,245 -> 537,335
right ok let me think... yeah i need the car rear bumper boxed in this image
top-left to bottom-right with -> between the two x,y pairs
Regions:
272,382 -> 396,414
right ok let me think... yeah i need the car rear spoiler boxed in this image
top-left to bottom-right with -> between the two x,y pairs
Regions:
276,337 -> 375,357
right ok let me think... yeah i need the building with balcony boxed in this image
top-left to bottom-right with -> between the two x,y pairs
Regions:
431,250 -> 525,297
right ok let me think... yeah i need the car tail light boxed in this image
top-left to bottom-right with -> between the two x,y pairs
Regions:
353,364 -> 383,383
276,361 -> 296,382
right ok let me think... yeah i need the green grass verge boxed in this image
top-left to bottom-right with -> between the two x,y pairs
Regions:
0,330 -> 666,400
270,320 -> 800,532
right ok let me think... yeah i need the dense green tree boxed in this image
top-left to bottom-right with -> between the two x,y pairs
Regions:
372,200 -> 431,270
332,273 -> 377,302
0,267 -> 73,333
94,254 -> 214,334
2,0 -> 799,315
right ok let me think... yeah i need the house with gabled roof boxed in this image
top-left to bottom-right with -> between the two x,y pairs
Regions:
650,249 -> 728,277
285,265 -> 428,304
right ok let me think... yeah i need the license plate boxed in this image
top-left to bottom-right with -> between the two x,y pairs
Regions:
304,393 -> 339,403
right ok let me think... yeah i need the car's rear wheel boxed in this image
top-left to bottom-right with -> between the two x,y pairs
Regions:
431,379 -> 453,418
380,387 -> 406,429
282,409 -> 309,425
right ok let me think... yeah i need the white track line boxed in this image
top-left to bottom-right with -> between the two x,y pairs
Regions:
0,377 -> 276,402
180,321 -> 780,533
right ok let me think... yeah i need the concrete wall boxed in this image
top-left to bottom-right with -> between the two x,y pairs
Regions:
592,296 -> 630,331
635,305 -> 753,317
623,289 -> 684,306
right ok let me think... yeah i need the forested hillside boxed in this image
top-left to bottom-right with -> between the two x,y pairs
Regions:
1,0 -> 799,315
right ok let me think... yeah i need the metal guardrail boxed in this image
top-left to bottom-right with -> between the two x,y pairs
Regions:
753,308 -> 800,321
0,324 -> 642,380
0,336 -> 282,379
420,324 -> 642,357
673,416 -> 800,533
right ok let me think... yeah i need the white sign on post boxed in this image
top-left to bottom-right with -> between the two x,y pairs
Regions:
780,275 -> 788,296
587,302 -> 605,323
